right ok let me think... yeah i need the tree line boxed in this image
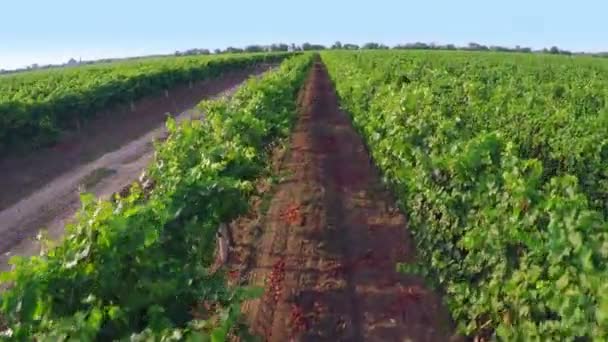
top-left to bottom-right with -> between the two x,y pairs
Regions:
3,41 -> 607,75
186,41 -> 592,56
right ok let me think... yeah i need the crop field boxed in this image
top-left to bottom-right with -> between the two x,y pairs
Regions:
323,50 -> 608,340
0,52 -> 289,156
1,50 -> 607,340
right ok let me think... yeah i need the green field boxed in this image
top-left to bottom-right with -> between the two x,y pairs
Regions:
322,50 -> 608,340
0,52 -> 290,156
0,53 -> 313,340
1,50 -> 607,340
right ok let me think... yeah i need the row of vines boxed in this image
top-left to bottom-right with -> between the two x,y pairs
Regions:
322,50 -> 608,340
0,52 -> 292,156
0,53 -> 313,340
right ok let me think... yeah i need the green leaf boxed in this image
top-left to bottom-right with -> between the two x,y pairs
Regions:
556,274 -> 569,290
568,232 -> 583,250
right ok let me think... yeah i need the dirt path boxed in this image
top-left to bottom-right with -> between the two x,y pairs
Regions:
228,61 -> 457,341
0,67 -> 271,272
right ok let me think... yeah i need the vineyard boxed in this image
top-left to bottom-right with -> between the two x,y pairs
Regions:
322,50 -> 608,340
1,49 -> 607,341
0,53 -> 313,340
0,52 -> 289,157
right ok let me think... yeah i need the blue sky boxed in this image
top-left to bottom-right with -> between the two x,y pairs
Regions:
1,0 -> 605,70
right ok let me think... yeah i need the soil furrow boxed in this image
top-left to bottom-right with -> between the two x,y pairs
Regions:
229,60 -> 458,341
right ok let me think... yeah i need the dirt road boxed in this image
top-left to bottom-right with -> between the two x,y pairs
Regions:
0,67 -> 270,272
228,61 -> 458,341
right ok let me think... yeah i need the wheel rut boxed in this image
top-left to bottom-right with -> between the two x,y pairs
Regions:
228,59 -> 457,341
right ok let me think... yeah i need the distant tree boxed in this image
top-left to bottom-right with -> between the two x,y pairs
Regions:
363,42 -> 382,49
393,42 -> 430,50
178,48 -> 211,56
343,43 -> 359,50
302,42 -> 326,51
214,48 -> 221,54
225,46 -> 244,53
513,45 -> 532,53
467,42 -> 489,51
270,43 -> 289,52
67,58 -> 78,65
446,44 -> 456,50
245,45 -> 264,53
412,42 -> 430,49
331,41 -> 343,49
490,45 -> 510,52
